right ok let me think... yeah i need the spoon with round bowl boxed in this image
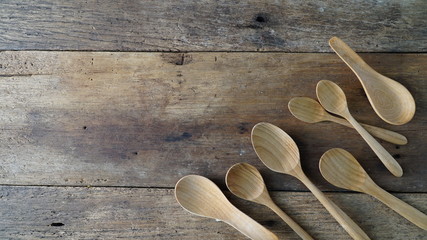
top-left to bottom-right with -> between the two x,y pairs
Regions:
288,97 -> 407,145
329,37 -> 415,125
251,122 -> 371,240
316,80 -> 402,177
226,162 -> 314,240
320,148 -> 427,230
175,175 -> 278,240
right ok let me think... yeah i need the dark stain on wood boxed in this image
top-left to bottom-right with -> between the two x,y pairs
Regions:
50,222 -> 64,227
165,132 -> 192,142
161,53 -> 193,66
237,122 -> 250,134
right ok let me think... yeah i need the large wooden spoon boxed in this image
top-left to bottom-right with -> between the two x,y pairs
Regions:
316,80 -> 403,177
320,148 -> 427,230
288,97 -> 407,145
329,37 -> 415,125
251,122 -> 371,240
175,175 -> 278,240
226,163 -> 314,240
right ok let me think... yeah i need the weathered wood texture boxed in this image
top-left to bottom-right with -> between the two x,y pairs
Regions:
0,0 -> 426,52
0,51 -> 425,192
0,186 -> 426,239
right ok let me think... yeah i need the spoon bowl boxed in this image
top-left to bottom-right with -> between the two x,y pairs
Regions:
329,37 -> 415,125
175,175 -> 278,240
226,163 -> 266,202
175,175 -> 232,219
251,123 -> 301,175
319,148 -> 372,193
288,97 -> 329,123
315,80 -> 349,116
226,163 -> 314,240
320,148 -> 427,230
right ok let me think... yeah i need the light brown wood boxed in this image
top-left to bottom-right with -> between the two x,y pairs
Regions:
175,175 -> 278,240
251,122 -> 371,240
0,51 -> 425,192
288,97 -> 407,145
329,37 -> 416,125
320,148 -> 427,230
226,163 -> 314,240
316,80 -> 403,177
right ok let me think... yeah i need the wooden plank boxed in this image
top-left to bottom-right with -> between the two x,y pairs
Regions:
0,1 -> 426,52
0,51 -> 425,192
0,186 -> 425,239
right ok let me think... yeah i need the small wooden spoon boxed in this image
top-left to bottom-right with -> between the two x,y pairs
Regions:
316,80 -> 403,177
329,37 -> 415,125
320,148 -> 427,230
175,175 -> 278,240
251,122 -> 371,240
288,97 -> 407,145
226,163 -> 314,240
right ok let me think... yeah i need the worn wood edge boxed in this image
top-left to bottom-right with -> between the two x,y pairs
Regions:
0,186 -> 426,239
0,1 -> 426,52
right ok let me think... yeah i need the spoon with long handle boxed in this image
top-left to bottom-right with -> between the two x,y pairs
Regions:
252,122 -> 371,240
175,175 -> 278,240
316,80 -> 403,177
288,97 -> 407,145
329,37 -> 415,125
320,148 -> 427,230
226,163 -> 314,240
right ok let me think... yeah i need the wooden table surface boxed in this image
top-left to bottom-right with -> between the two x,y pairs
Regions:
0,1 -> 426,239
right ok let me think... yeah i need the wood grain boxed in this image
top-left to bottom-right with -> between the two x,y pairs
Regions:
0,186 -> 425,240
0,0 -> 426,52
0,51 -> 425,192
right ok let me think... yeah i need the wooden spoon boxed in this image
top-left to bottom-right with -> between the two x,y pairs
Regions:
251,122 -> 371,240
226,163 -> 314,240
320,148 -> 427,230
288,97 -> 407,145
329,37 -> 415,125
316,80 -> 403,177
175,175 -> 278,240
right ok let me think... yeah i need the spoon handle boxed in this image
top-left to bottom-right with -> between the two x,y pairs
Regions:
346,114 -> 403,177
227,206 -> 279,240
298,173 -> 371,240
329,37 -> 373,74
328,116 -> 407,145
266,201 -> 314,240
367,185 -> 427,230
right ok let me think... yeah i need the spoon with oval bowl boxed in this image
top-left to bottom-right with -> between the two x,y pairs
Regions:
329,37 -> 415,125
226,163 -> 314,240
251,122 -> 371,240
288,97 -> 407,145
320,148 -> 427,230
175,175 -> 278,240
316,80 -> 403,177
